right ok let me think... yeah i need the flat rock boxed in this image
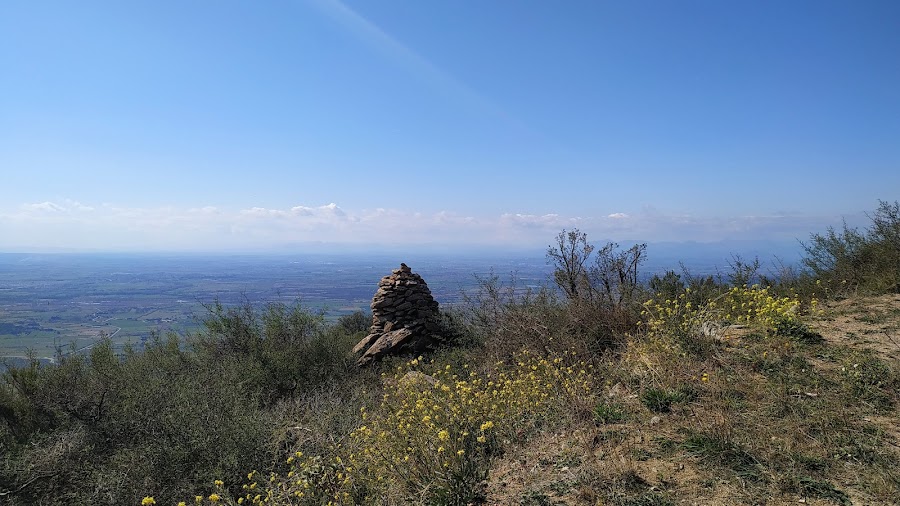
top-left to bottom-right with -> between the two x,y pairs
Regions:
352,333 -> 381,355
357,328 -> 415,366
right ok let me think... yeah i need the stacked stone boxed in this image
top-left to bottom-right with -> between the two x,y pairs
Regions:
353,263 -> 440,366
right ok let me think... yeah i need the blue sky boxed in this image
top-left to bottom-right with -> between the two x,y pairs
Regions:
1,0 -> 898,252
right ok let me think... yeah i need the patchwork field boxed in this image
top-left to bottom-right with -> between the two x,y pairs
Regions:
0,252 -> 555,365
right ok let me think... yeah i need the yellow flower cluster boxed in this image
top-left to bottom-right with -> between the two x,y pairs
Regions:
641,288 -> 706,339
710,286 -> 802,328
642,285 -> 809,341
175,351 -> 591,505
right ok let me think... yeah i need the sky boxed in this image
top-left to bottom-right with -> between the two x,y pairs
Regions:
1,0 -> 898,252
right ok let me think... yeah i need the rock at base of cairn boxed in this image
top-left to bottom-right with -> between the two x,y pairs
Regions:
354,263 -> 440,366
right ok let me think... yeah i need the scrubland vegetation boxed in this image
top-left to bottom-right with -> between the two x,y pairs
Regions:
1,201 -> 898,505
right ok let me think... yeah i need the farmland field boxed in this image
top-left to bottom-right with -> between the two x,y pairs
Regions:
0,242 -> 789,368
0,252 -> 555,366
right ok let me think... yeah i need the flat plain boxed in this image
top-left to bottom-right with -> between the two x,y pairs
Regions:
0,252 -> 553,366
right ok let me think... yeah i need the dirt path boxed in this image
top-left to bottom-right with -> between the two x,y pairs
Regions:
812,293 -> 900,362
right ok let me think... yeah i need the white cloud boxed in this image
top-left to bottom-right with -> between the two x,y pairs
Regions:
22,201 -> 66,212
241,207 -> 286,218
499,213 -> 578,229
64,199 -> 95,211
0,199 -> 853,252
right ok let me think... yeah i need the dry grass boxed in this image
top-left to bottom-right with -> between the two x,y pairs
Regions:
480,295 -> 900,506
146,294 -> 899,506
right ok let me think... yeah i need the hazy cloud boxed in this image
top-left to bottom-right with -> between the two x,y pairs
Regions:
22,201 -> 66,213
0,200 -> 854,252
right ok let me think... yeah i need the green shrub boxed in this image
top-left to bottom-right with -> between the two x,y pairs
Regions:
594,401 -> 627,424
194,300 -> 356,402
0,336 -> 272,505
337,310 -> 370,334
640,387 -> 692,413
547,229 -> 647,340
0,301 -> 365,505
802,200 -> 900,295
462,271 -> 569,359
178,351 -> 593,505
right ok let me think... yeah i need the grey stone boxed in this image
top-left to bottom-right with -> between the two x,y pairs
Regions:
353,263 -> 442,366
357,328 -> 415,366
352,333 -> 381,355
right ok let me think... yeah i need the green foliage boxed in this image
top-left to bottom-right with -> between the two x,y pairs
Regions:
462,271 -> 568,359
640,387 -> 693,413
648,268 -> 723,313
593,401 -> 627,424
435,308 -> 479,349
182,351 -> 592,505
0,336 -> 271,505
774,319 -> 822,343
195,300 -> 355,402
725,254 -> 761,288
802,200 -> 900,295
0,301 -> 363,505
647,270 -> 685,303
546,229 -> 648,348
5,209 -> 900,504
641,284 -> 812,359
337,310 -> 371,335
795,477 -> 851,506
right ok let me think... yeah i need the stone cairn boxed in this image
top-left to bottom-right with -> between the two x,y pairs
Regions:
353,263 -> 440,366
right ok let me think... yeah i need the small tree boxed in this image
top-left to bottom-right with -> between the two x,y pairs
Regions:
869,200 -> 900,254
590,242 -> 647,307
726,254 -> 761,288
548,229 -> 646,307
547,229 -> 647,341
547,229 -> 593,300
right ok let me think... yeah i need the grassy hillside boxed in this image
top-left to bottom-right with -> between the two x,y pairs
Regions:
481,293 -> 899,505
1,202 -> 898,505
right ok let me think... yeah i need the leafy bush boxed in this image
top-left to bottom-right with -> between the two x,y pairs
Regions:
594,401 -> 627,424
0,301 -> 363,505
195,300 -> 356,402
802,200 -> 900,295
640,387 -> 693,413
462,271 -> 567,359
179,351 -> 593,505
337,310 -> 371,334
546,229 -> 647,347
0,336 -> 272,505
